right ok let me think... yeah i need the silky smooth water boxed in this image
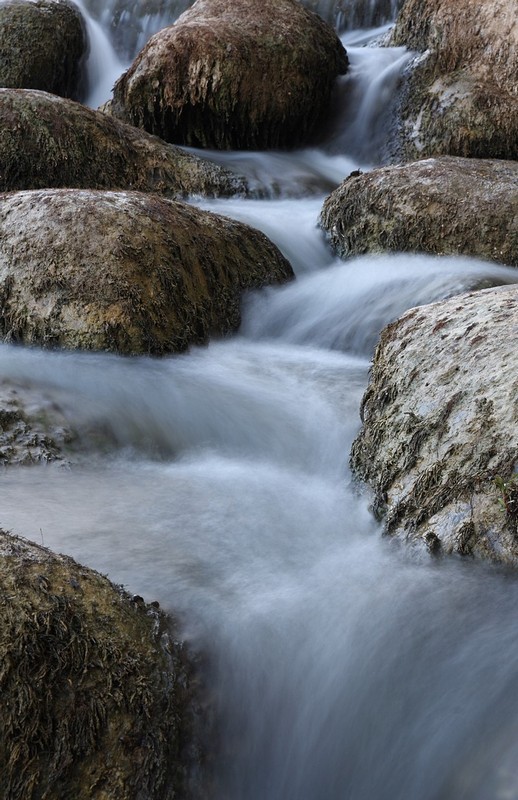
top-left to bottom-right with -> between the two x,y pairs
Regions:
3,2 -> 518,798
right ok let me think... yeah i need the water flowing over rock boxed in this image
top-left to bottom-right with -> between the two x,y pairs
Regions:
320,157 -> 518,266
350,285 -> 518,565
0,89 -> 247,197
0,0 -> 86,99
388,0 -> 518,160
0,528 -> 197,800
107,0 -> 349,149
0,189 -> 294,354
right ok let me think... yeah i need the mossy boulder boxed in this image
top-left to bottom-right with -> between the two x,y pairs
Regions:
0,527 -> 197,799
0,89 -> 247,197
0,189 -> 294,354
0,0 -> 86,99
107,0 -> 349,149
320,157 -> 518,266
350,285 -> 518,565
388,0 -> 518,160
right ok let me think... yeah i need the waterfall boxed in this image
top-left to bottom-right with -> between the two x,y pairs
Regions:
4,0 -> 518,798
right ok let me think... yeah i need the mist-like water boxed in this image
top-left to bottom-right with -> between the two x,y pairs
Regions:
4,1 -> 518,798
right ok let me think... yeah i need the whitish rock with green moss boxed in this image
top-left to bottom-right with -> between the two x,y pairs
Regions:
320,157 -> 518,266
107,0 -> 349,149
0,189 -> 293,354
0,89 -> 247,197
0,528 -> 198,799
388,0 -> 518,160
350,285 -> 518,564
0,0 -> 86,99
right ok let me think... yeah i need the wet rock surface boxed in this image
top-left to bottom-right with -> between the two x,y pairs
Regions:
0,189 -> 294,355
0,89 -> 247,197
350,285 -> 518,565
388,0 -> 518,160
320,157 -> 518,266
0,0 -> 86,99
0,527 -> 198,800
107,0 -> 348,149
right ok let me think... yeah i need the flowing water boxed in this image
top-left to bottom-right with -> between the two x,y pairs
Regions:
4,2 -> 518,798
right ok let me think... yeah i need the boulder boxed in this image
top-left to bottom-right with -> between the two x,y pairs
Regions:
0,527 -> 197,800
0,89 -> 247,197
388,0 -> 518,160
107,0 -> 349,149
0,0 -> 86,99
0,189 -> 294,354
350,285 -> 518,565
320,157 -> 518,266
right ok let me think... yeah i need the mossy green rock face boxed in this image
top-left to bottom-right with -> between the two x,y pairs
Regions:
0,89 -> 247,196
0,0 -> 86,99
108,0 -> 349,149
320,157 -> 518,266
350,285 -> 518,565
0,189 -> 294,354
388,0 -> 518,160
0,528 -> 196,799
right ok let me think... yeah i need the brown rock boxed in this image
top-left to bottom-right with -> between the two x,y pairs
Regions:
388,0 -> 518,160
0,527 -> 197,799
108,0 -> 349,149
0,189 -> 294,354
0,0 -> 86,99
0,88 -> 247,197
320,157 -> 518,266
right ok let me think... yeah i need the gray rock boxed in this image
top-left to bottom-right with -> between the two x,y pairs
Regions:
0,189 -> 294,354
320,157 -> 518,266
0,0 -> 86,99
350,285 -> 518,565
107,0 -> 348,149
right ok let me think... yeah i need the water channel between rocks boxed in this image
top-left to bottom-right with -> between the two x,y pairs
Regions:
2,5 -> 518,799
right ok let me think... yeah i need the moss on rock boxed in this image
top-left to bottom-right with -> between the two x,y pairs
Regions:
107,0 -> 348,150
388,0 -> 518,160
320,157 -> 518,266
350,285 -> 518,565
0,189 -> 294,354
0,0 -> 86,99
0,89 -> 247,197
0,527 -> 198,799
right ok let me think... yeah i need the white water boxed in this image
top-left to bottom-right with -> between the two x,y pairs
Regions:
5,2 -> 518,798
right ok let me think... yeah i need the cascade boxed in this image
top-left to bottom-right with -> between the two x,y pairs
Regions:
3,2 -> 518,798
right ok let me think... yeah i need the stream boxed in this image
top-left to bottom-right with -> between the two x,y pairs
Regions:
3,2 -> 518,798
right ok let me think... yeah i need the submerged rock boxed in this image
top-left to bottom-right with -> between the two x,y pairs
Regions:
320,157 -> 518,266
107,0 -> 348,149
388,0 -> 518,160
0,381 -> 73,465
350,285 -> 518,565
0,528 -> 197,799
0,0 -> 86,99
0,189 -> 294,354
0,89 -> 247,197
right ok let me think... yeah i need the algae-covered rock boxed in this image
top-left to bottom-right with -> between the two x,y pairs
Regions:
0,0 -> 86,99
0,527 -> 197,799
0,89 -> 247,197
0,189 -> 294,354
350,285 -> 518,565
388,0 -> 518,160
320,157 -> 518,266
108,0 -> 348,150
